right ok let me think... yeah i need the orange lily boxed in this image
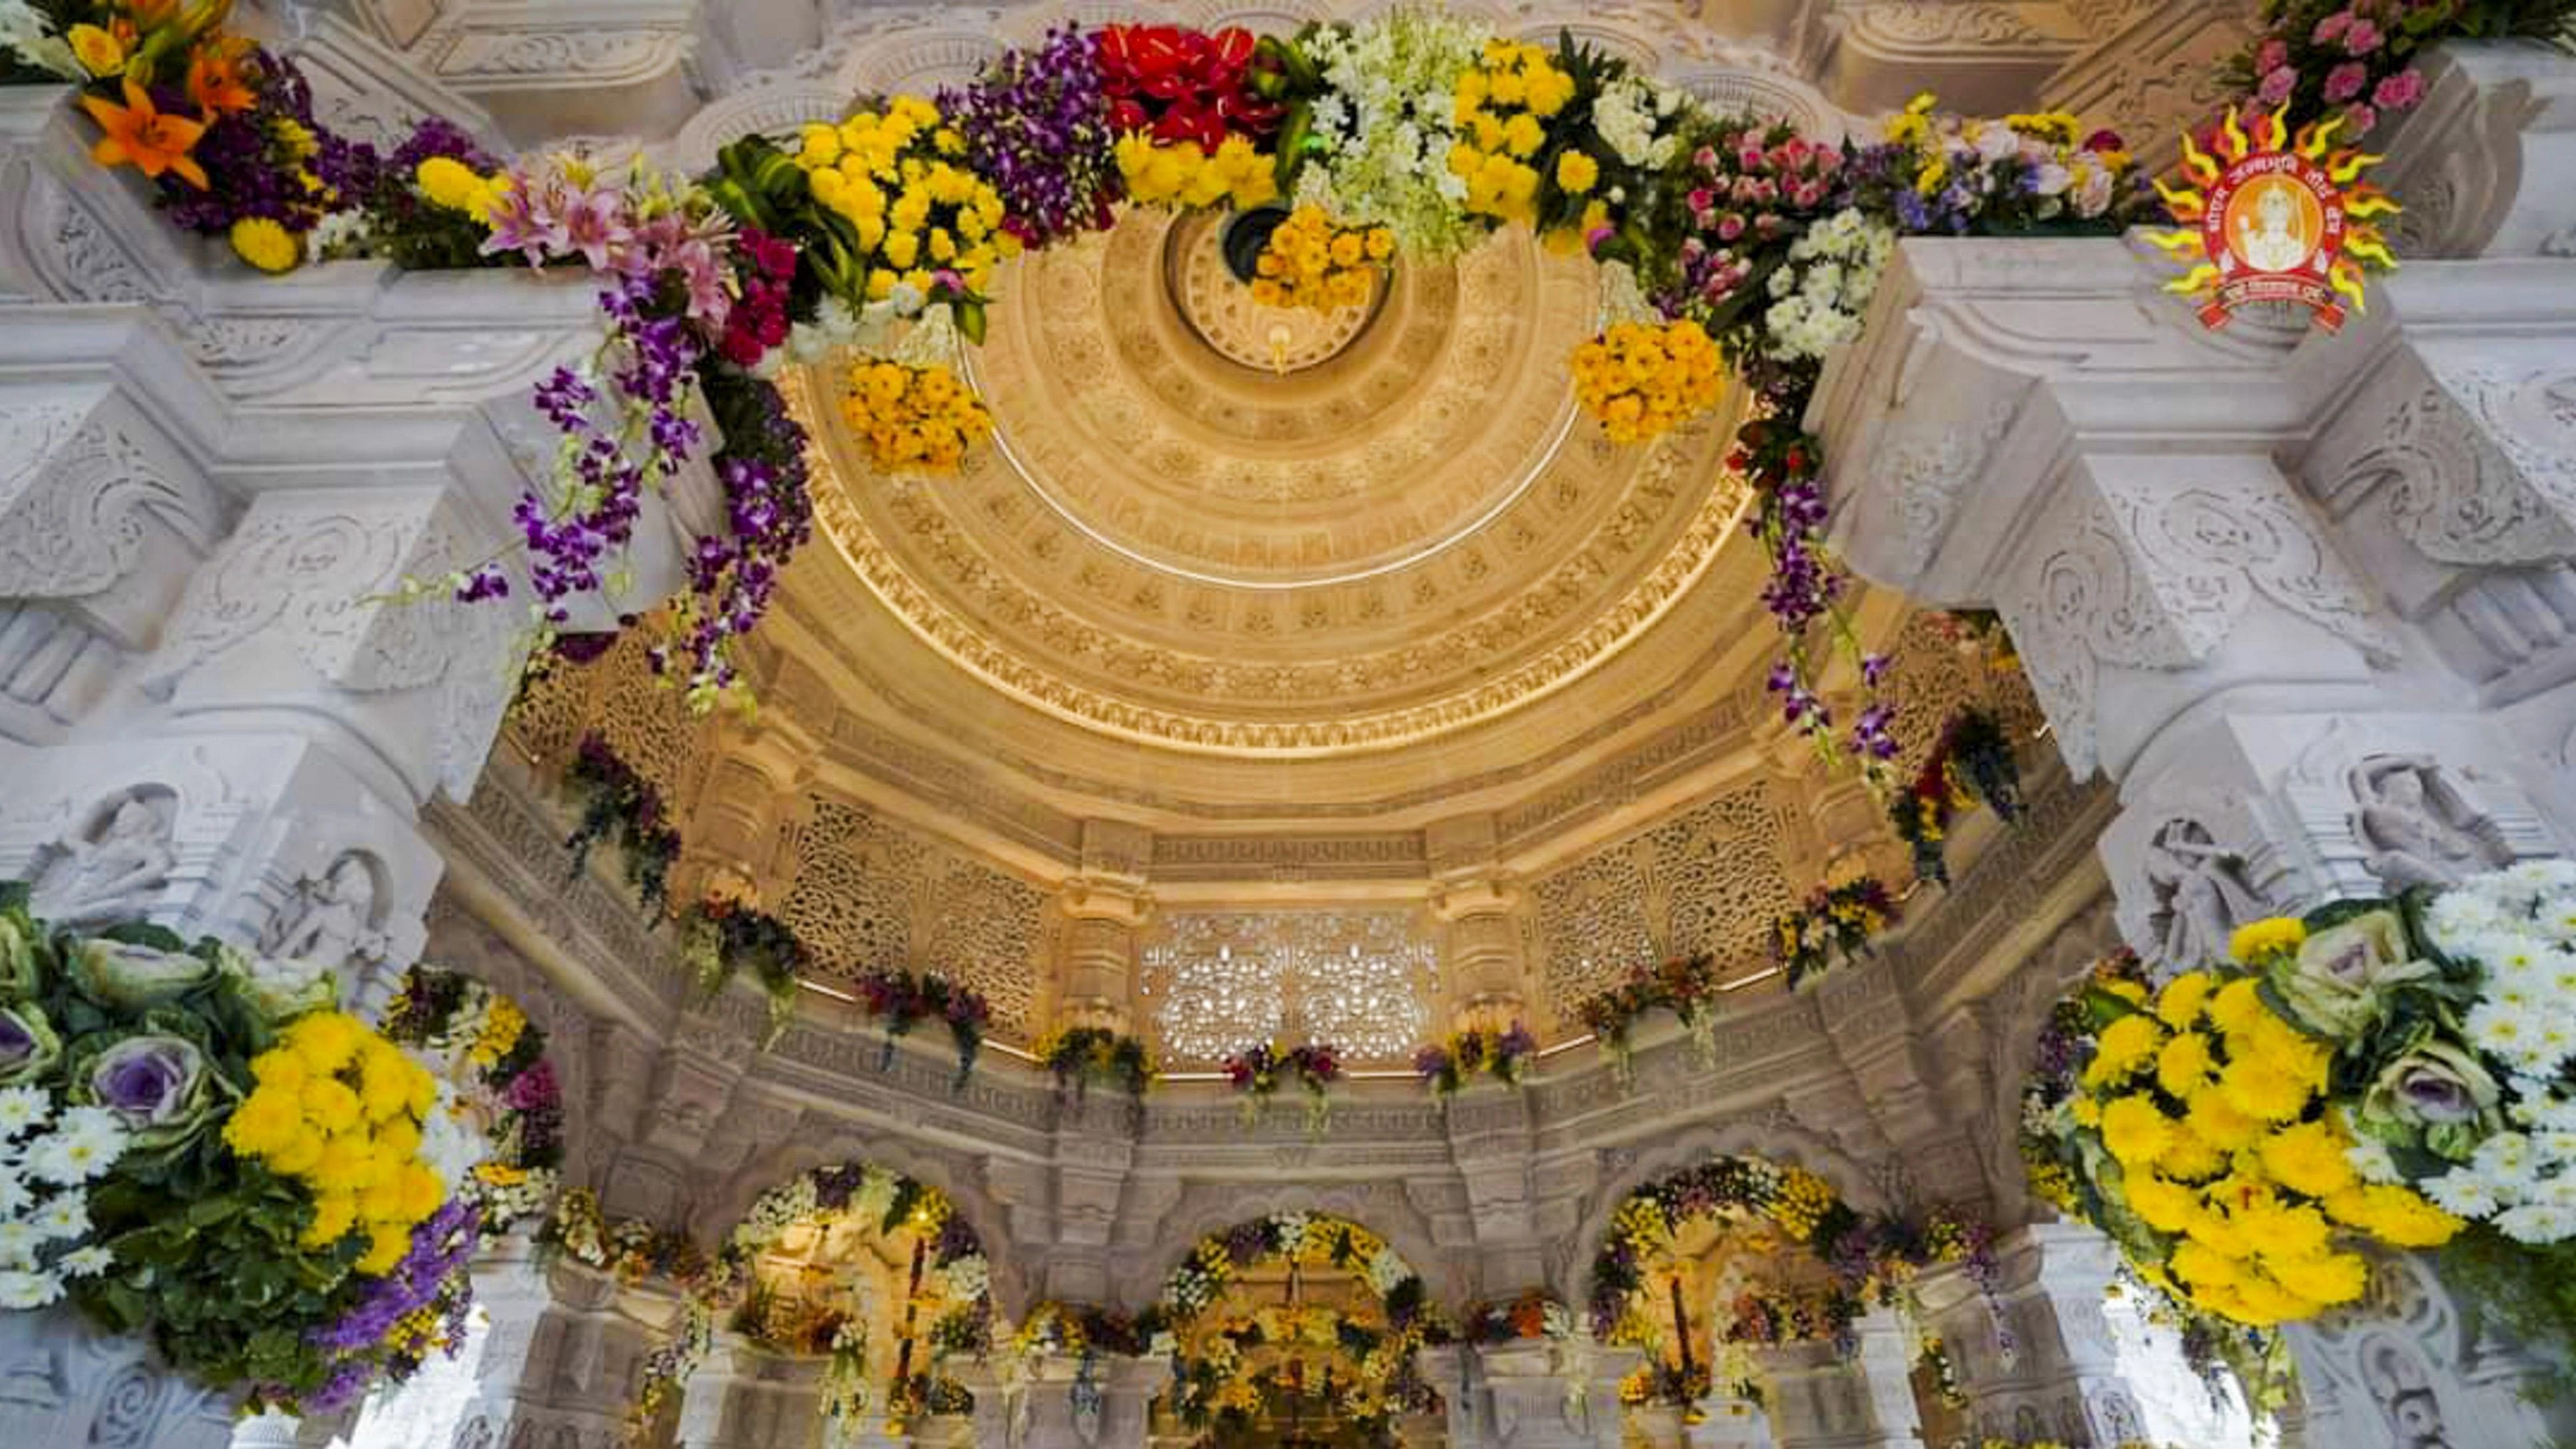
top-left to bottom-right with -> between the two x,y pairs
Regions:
81,77 -> 209,189
186,42 -> 256,115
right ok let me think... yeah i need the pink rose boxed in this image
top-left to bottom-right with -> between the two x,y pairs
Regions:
2313,10 -> 2351,43
2344,18 -> 2382,53
2257,65 -> 2300,106
2256,39 -> 2289,73
1688,187 -> 1715,212
2373,67 -> 2425,110
1717,213 -> 1746,241
2324,61 -> 2369,103
2344,103 -> 2379,136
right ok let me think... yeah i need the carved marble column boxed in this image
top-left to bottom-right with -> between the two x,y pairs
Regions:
1423,1342 -> 1642,1449
0,1304 -> 234,1449
676,1334 -> 827,1449
947,1352 -> 1165,1449
1911,1224 -> 2252,1449
1743,1330 -> 1919,1449
2283,1242 -> 2576,1449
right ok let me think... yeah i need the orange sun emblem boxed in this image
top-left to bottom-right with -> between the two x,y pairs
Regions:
2147,105 -> 2398,334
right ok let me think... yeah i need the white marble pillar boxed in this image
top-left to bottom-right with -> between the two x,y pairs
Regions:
947,1352 -> 1166,1449
1425,1342 -> 1643,1449
676,1335 -> 827,1449
1743,1310 -> 1919,1449
0,1304 -> 235,1449
2283,1243 -> 2576,1449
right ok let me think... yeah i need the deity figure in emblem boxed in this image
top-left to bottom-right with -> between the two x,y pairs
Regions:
265,853 -> 390,972
31,795 -> 175,929
2235,180 -> 2312,272
2139,819 -> 2268,968
2348,755 -> 2509,890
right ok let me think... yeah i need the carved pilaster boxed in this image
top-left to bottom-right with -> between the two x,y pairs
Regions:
2040,0 -> 2250,175
675,1334 -> 827,1449
1056,823 -> 1153,1033
1424,1342 -> 1642,1449
1431,871 -> 1531,1033
1744,1307 -> 1921,1449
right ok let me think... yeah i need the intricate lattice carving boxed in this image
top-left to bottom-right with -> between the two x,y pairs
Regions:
780,797 -> 1042,1035
1879,612 -> 2050,781
1533,785 -> 1797,1019
1142,911 -> 1437,1065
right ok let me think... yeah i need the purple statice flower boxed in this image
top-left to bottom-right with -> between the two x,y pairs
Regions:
306,1200 -> 484,1412
939,27 -> 1121,248
160,48 -> 328,236
1222,1220 -> 1271,1267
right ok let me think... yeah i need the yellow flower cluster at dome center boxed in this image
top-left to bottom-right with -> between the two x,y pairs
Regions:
1252,205 -> 1392,312
1114,133 -> 1277,211
840,360 -> 993,474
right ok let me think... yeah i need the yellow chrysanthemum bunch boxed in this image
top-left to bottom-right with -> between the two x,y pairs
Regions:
840,359 -> 993,474
1448,38 -> 1576,227
415,155 -> 507,223
468,995 -> 526,1069
795,99 -> 1017,302
223,1011 -> 448,1276
2078,969 -> 2462,1326
1570,319 -> 1725,445
1112,132 -> 1277,211
1768,1166 -> 1839,1242
1250,205 -> 1393,312
1611,1195 -> 1671,1254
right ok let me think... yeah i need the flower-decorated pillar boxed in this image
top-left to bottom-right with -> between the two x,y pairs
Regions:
1811,43 -> 2576,977
1424,1341 -> 1643,1449
675,1333 -> 828,1449
1911,1225 -> 2252,1448
0,87 -> 616,1025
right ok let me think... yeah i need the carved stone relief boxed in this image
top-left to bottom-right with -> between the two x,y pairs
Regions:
25,786 -> 176,931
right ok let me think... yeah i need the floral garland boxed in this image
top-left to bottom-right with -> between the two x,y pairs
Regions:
1889,708 -> 2025,887
1033,1025 -> 1156,1108
626,1160 -> 994,1432
2215,0 -> 2573,143
378,967 -> 565,1230
1013,1300 -> 1162,1359
674,897 -> 805,1045
1222,1040 -> 1342,1136
853,967 -> 991,1090
561,733 -> 681,917
1721,1284 -> 1861,1352
536,1186 -> 711,1287
1771,879 -> 1901,991
1159,1213 -> 1442,1440
1587,1155 -> 1998,1348
1412,1022 -> 1537,1097
0,889 -> 494,1413
1619,1358 -> 1715,1411
1573,953 -> 1723,1085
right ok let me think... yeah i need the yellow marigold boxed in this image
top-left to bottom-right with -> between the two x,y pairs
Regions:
2098,1093 -> 2174,1168
224,1081 -> 304,1157
2169,1239 -> 2243,1290
414,156 -> 489,213
2184,1085 -> 2264,1152
1613,1195 -> 1671,1252
2182,1200 -> 2251,1258
2236,1011 -> 2331,1089
2154,970 -> 2217,1029
300,1076 -> 363,1136
2323,1183 -> 2464,1248
302,1191 -> 359,1249
2229,917 -> 2307,965
2154,1029 -> 2218,1097
2124,1173 -> 2198,1235
2266,1249 -> 2367,1306
1557,150 -> 1599,195
2205,976 -> 2268,1037
286,1012 -> 367,1074
267,1127 -> 325,1177
2158,1127 -> 2230,1183
228,215 -> 300,273
2256,1119 -> 2358,1199
2070,1095 -> 2102,1128
2227,1271 -> 2322,1326
2238,1195 -> 2332,1261
2217,1054 -> 2312,1123
2082,1013 -> 2168,1087
357,1224 -> 409,1276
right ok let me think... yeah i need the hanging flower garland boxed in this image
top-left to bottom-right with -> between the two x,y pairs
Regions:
853,967 -> 991,1090
1222,1041 -> 1342,1136
673,897 -> 806,1045
560,733 -> 681,917
1770,879 -> 1901,991
1033,1025 -> 1156,1110
1573,953 -> 1724,1086
1889,708 -> 2026,887
1412,1021 -> 1537,1097
378,966 -> 566,1230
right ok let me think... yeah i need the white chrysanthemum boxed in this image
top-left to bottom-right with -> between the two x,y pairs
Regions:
2495,1201 -> 2575,1245
61,1245 -> 111,1278
0,1268 -> 61,1310
33,1196 -> 85,1242
25,1115 -> 126,1187
2344,1132 -> 2403,1185
0,1220 -> 40,1268
1272,1212 -> 1311,1258
939,1254 -> 991,1304
1364,1246 -> 1410,1296
2425,1170 -> 2501,1218
0,1088 -> 45,1140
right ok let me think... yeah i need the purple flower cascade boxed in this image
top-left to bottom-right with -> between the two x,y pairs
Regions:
939,27 -> 1123,249
306,1199 -> 485,1413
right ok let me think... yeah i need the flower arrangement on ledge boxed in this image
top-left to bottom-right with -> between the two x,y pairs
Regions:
1034,1025 -> 1156,1109
537,1185 -> 709,1287
1890,708 -> 2025,887
378,967 -> 564,1230
1250,203 -> 1391,311
853,967 -> 991,1090
2214,0 -> 2575,145
1222,1040 -> 1342,1136
1014,1300 -> 1162,1359
1412,1021 -> 1537,1097
1574,953 -> 1723,1086
1771,878 -> 1901,991
1462,1290 -> 1578,1344
0,888 -> 499,1414
562,733 -> 680,917
674,897 -> 805,1046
